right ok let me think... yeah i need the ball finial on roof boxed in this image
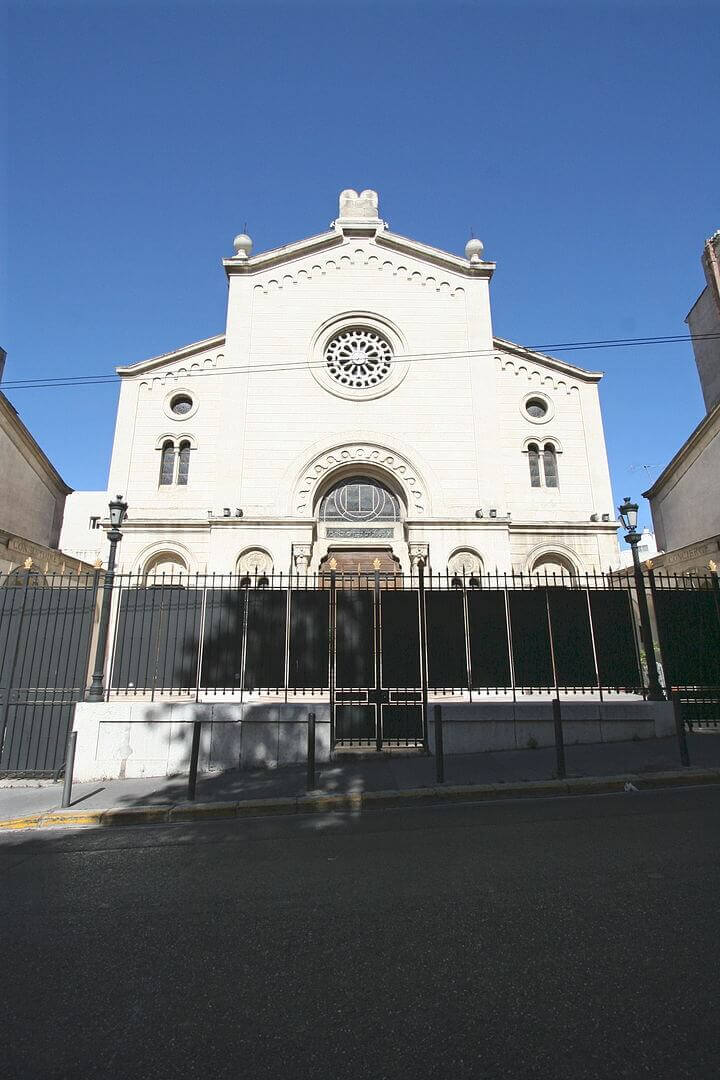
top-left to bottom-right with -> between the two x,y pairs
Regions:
233,232 -> 252,259
465,237 -> 484,263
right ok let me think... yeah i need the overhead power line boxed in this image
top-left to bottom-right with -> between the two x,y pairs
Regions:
2,332 -> 719,392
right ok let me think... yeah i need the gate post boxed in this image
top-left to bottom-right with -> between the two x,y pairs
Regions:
418,561 -> 429,752
634,564 -> 664,701
86,528 -> 123,701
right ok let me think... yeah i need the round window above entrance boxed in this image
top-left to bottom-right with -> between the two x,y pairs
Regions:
319,476 -> 401,523
324,327 -> 393,390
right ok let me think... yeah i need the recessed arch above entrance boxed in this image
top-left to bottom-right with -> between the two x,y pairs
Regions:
291,441 -> 430,517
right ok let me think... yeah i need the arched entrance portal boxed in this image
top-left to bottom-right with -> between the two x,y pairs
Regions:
315,474 -> 405,574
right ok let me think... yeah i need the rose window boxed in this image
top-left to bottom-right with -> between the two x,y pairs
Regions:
324,328 -> 393,389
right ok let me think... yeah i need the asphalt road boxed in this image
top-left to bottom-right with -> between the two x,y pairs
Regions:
2,787 -> 720,1080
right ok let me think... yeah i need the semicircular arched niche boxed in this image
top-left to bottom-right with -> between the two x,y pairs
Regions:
293,443 -> 428,517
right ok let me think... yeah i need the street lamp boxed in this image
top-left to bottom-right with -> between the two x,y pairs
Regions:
86,495 -> 128,701
618,496 -> 663,700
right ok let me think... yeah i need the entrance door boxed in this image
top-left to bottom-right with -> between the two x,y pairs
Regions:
331,571 -> 426,749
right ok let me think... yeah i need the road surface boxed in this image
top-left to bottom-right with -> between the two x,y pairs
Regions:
3,786 -> 719,1079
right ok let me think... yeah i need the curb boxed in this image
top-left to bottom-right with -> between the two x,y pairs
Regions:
2,767 -> 720,832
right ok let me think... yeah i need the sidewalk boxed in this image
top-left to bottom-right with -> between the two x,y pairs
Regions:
2,734 -> 720,829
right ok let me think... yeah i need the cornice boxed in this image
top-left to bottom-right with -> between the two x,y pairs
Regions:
493,337 -> 603,382
0,392 -> 71,495
117,333 -> 226,376
376,231 -> 495,278
223,230 -> 342,277
643,398 -> 720,499
223,226 -> 494,281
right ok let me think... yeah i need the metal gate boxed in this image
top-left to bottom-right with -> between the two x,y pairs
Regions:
0,575 -> 96,776
330,571 -> 426,748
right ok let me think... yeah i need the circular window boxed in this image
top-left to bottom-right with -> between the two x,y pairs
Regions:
526,397 -> 547,419
170,394 -> 193,416
163,388 -> 199,421
521,393 -> 554,424
325,328 -> 393,389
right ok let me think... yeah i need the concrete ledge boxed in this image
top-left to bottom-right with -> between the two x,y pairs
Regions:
3,767 -> 720,831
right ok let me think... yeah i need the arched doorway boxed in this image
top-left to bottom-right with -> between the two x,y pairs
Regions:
316,474 -> 403,574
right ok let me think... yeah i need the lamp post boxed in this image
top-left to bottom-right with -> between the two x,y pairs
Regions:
86,495 -> 128,702
618,496 -> 663,700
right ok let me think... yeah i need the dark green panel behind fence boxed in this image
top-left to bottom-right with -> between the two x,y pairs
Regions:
467,591 -> 511,688
589,590 -> 642,689
547,589 -> 597,687
381,591 -> 420,687
244,590 -> 287,690
382,705 -> 424,743
653,589 -> 720,688
336,590 -> 374,687
289,590 -> 329,689
0,585 -> 96,774
508,591 -> 554,687
425,591 -> 467,688
112,588 -> 202,690
200,589 -> 246,688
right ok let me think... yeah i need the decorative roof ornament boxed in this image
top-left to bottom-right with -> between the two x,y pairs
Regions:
335,189 -> 383,230
465,236 -> 484,264
233,227 -> 252,259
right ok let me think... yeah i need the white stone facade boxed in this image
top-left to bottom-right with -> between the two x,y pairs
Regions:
74,191 -> 620,576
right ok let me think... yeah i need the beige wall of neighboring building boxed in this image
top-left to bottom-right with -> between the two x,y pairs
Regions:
645,231 -> 720,569
0,372 -> 72,571
644,401 -> 720,556
687,230 -> 720,414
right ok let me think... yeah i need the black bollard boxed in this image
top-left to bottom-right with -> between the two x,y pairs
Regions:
187,720 -> 202,801
672,691 -> 690,767
552,697 -> 566,779
307,711 -> 316,791
434,703 -> 445,784
61,730 -> 78,808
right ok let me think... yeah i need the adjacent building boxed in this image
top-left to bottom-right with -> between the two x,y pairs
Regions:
644,230 -> 720,573
66,190 -> 621,578
0,348 -> 80,574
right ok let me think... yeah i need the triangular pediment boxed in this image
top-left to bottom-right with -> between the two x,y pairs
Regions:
223,226 -> 494,282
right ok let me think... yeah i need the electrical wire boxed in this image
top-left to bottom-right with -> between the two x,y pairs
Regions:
2,332 -> 719,391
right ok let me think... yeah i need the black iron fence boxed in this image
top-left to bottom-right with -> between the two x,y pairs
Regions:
1,564 -> 720,773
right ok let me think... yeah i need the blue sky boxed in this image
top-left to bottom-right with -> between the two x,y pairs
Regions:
3,0 -> 718,532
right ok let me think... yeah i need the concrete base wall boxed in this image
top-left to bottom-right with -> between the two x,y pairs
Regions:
72,699 -> 674,782
427,700 -> 674,755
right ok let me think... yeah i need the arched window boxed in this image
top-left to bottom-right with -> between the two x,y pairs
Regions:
144,551 -> 187,582
543,444 -> 558,488
177,441 -> 191,485
527,443 -> 541,487
159,441 -> 176,485
319,475 -> 401,522
531,553 -> 576,581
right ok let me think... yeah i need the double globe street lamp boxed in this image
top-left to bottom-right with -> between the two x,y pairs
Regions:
618,496 -> 663,701
86,495 -> 128,702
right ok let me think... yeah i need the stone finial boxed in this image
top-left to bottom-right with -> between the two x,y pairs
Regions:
465,237 -> 484,263
233,232 -> 252,259
338,189 -> 380,221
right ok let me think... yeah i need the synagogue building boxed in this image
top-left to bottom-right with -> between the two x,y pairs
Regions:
62,189 -> 620,578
